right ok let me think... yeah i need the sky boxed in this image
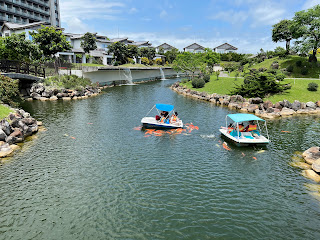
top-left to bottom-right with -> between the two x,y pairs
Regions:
60,0 -> 320,53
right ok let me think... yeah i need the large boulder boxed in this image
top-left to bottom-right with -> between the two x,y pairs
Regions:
291,100 -> 301,111
306,101 -> 316,109
0,143 -> 13,158
249,97 -> 263,104
316,100 -> 320,108
21,118 -> 36,126
274,102 -> 283,110
281,100 -> 292,109
247,104 -> 259,113
30,92 -> 41,100
263,100 -> 274,110
303,147 -> 320,164
303,170 -> 320,183
0,119 -> 12,136
30,83 -> 45,94
312,159 -> 320,173
280,107 -> 295,116
0,129 -> 7,141
42,90 -> 52,98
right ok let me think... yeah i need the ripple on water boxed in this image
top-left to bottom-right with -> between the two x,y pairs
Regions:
0,80 -> 320,239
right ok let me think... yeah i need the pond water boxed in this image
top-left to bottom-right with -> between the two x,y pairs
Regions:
1,79 -> 320,239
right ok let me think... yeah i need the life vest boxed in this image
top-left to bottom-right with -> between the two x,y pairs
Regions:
171,115 -> 177,122
160,117 -> 165,123
239,125 -> 245,132
248,125 -> 257,131
227,127 -> 233,133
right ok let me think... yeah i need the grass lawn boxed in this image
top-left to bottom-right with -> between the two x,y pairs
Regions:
248,56 -> 320,78
0,104 -> 12,119
181,76 -> 244,95
180,77 -> 320,103
265,79 -> 320,103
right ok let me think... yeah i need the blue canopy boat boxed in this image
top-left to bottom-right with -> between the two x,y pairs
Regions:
141,104 -> 183,129
219,113 -> 270,147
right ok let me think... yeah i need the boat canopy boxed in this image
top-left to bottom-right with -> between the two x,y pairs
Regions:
227,113 -> 265,123
156,104 -> 174,112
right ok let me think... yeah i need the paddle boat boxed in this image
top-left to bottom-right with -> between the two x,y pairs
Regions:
219,113 -> 270,147
141,104 -> 183,129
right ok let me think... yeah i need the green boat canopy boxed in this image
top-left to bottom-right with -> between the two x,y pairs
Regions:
227,113 -> 265,123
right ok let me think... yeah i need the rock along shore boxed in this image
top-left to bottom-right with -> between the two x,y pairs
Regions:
300,147 -> 320,183
0,108 -> 43,159
171,82 -> 320,119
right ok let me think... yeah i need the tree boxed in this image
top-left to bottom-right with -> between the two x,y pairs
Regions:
230,70 -> 288,98
140,47 -> 156,60
81,32 -> 97,54
164,48 -> 179,64
107,42 -> 128,64
127,44 -> 139,60
0,33 -> 41,62
272,19 -> 294,53
172,52 -> 204,79
30,26 -> 71,59
292,5 -> 320,62
203,49 -> 220,74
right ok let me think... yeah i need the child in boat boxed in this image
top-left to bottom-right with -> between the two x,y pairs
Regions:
247,121 -> 257,131
170,112 -> 179,123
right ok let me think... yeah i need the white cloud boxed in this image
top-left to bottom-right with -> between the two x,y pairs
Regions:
250,3 -> 286,27
64,17 -> 92,33
160,10 -> 168,19
129,7 -> 138,14
208,10 -> 248,25
302,0 -> 320,9
60,0 -> 125,21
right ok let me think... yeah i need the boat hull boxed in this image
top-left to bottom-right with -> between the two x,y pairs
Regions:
141,117 -> 183,129
219,129 -> 269,147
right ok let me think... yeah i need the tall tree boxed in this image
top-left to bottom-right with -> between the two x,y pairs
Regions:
127,44 -> 139,60
30,26 -> 71,59
272,19 -> 294,53
164,48 -> 179,64
172,52 -> 204,79
107,42 -> 128,64
140,47 -> 156,60
81,32 -> 97,54
0,33 -> 41,62
292,4 -> 320,62
203,48 -> 220,74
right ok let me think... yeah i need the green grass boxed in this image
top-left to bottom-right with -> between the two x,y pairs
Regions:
265,79 -> 320,103
0,104 -> 13,119
181,76 -> 244,95
180,76 -> 320,103
119,64 -> 172,68
248,56 -> 320,78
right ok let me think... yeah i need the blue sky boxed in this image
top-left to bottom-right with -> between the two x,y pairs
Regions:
60,0 -> 320,53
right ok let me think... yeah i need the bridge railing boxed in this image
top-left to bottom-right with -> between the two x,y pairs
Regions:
0,60 -> 45,78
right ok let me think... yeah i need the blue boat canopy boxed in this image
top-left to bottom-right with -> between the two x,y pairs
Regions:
227,113 -> 265,122
156,104 -> 174,112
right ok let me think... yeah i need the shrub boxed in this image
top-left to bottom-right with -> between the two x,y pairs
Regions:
154,58 -> 163,65
191,78 -> 205,88
127,58 -> 135,64
141,57 -> 149,65
275,72 -> 286,81
203,74 -> 210,83
0,75 -> 22,107
308,82 -> 318,91
301,68 -> 308,75
259,67 -> 267,72
181,78 -> 189,84
286,65 -> 294,72
45,75 -> 92,89
296,60 -> 302,67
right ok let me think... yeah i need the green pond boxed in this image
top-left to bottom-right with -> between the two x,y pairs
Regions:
1,79 -> 320,239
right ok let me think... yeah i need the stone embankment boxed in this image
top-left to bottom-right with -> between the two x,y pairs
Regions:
171,82 -> 320,119
0,108 -> 42,159
299,147 -> 320,183
24,83 -> 102,101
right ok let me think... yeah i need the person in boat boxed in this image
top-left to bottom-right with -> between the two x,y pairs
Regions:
170,112 -> 178,123
247,121 -> 257,132
160,111 -> 169,123
227,123 -> 234,133
238,123 -> 246,132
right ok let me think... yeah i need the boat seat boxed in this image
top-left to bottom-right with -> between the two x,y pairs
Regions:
241,132 -> 254,139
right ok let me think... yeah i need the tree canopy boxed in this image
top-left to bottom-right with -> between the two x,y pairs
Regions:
272,19 -> 294,53
0,33 -> 41,62
81,32 -> 97,54
140,47 -> 156,60
292,4 -> 320,62
30,26 -> 71,58
173,52 -> 204,79
107,42 -> 128,65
